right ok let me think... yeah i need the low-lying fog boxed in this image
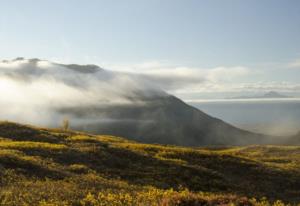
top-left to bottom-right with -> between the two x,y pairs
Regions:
1,58 -> 299,138
0,58 -> 167,127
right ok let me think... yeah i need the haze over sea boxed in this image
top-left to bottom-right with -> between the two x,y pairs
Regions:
189,98 -> 300,136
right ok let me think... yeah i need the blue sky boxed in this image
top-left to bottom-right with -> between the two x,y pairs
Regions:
1,0 -> 300,98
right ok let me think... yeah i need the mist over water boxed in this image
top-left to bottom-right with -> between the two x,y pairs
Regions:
190,99 -> 300,136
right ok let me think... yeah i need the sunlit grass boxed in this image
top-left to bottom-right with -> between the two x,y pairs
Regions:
0,141 -> 67,150
0,121 -> 300,205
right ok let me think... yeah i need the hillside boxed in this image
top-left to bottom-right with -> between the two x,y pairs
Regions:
63,95 -> 273,146
0,121 -> 300,205
0,58 -> 272,146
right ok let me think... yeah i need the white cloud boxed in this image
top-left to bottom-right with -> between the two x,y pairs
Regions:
104,61 -> 251,92
0,58 -> 167,126
287,58 -> 300,68
107,61 -> 300,96
0,58 -> 29,69
0,58 -> 299,127
236,81 -> 300,92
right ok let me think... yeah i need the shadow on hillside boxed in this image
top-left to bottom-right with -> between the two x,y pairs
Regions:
1,122 -> 300,203
16,140 -> 300,203
0,122 -> 65,143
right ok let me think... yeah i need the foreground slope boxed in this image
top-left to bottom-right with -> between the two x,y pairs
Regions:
0,122 -> 300,205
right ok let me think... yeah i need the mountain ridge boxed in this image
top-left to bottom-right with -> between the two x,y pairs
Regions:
0,58 -> 279,146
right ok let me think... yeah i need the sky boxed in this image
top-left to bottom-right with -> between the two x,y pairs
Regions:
1,0 -> 300,99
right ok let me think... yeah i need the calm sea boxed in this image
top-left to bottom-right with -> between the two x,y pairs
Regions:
189,99 -> 300,136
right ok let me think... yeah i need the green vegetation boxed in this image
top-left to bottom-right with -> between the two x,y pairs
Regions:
0,121 -> 300,205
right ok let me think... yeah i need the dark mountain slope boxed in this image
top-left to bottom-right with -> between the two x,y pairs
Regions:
62,95 -> 271,146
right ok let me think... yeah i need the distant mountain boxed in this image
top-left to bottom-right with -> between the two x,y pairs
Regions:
0,58 -> 274,146
229,91 -> 292,99
262,91 -> 291,98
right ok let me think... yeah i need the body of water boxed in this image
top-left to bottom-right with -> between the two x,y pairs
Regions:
189,99 -> 300,136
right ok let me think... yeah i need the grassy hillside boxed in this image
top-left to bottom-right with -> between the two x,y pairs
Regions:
0,122 -> 300,205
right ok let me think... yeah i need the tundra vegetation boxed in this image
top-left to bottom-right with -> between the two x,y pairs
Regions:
0,121 -> 300,205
